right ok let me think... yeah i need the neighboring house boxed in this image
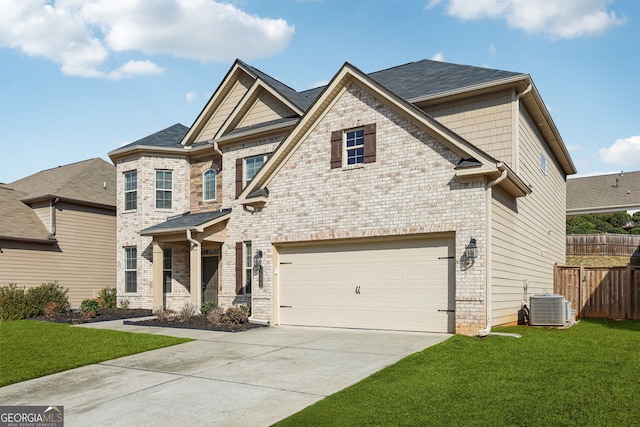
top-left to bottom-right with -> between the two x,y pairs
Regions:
108,59 -> 575,335
567,171 -> 640,216
0,158 -> 116,306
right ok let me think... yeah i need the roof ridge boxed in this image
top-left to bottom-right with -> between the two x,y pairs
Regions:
54,158 -> 102,195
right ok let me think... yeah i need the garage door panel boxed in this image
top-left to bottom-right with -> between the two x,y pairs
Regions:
278,237 -> 455,333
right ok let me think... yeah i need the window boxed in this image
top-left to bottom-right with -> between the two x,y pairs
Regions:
155,170 -> 172,209
245,155 -> 268,183
203,169 -> 217,201
540,153 -> 547,175
244,242 -> 253,295
124,247 -> 137,293
330,123 -> 376,169
124,171 -> 137,211
163,248 -> 172,293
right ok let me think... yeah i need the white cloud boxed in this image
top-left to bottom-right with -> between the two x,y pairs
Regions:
186,91 -> 197,104
431,51 -> 445,61
566,144 -> 582,152
488,43 -> 496,55
424,0 -> 442,10
599,136 -> 640,167
434,0 -> 625,39
0,0 -> 295,79
309,80 -> 329,89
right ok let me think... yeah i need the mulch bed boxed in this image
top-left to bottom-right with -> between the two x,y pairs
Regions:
125,315 -> 264,333
32,307 -> 263,333
31,308 -> 153,325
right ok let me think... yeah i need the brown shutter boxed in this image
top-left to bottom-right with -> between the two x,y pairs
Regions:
364,123 -> 377,164
235,242 -> 243,294
235,158 -> 243,198
330,130 -> 342,169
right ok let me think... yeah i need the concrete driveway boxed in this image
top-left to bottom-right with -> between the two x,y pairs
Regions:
0,320 -> 450,427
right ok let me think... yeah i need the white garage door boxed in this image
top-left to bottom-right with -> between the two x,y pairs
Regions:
277,236 -> 455,333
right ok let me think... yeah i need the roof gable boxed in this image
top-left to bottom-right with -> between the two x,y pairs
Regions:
239,62 -> 509,203
0,186 -> 54,242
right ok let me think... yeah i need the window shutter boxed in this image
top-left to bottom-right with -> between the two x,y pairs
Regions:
235,158 -> 243,198
364,123 -> 377,164
330,130 -> 342,169
235,242 -> 243,294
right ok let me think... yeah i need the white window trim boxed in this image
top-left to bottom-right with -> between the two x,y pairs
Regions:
124,170 -> 137,211
242,241 -> 253,295
155,169 -> 173,210
124,246 -> 137,293
344,128 -> 365,167
244,155 -> 269,186
163,247 -> 172,293
540,153 -> 547,175
203,169 -> 217,201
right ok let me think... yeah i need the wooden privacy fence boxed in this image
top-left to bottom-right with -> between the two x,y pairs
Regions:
554,265 -> 640,320
566,234 -> 640,258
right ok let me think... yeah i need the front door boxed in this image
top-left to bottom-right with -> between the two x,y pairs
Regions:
202,256 -> 219,305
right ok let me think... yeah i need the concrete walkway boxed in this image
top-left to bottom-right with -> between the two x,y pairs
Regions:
0,320 -> 451,427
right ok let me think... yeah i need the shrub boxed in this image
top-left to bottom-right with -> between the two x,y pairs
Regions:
200,301 -> 217,315
25,282 -> 69,317
223,306 -> 248,325
239,304 -> 251,316
0,284 -> 28,321
97,288 -> 117,309
80,299 -> 100,313
119,298 -> 130,309
178,303 -> 196,322
154,308 -> 175,322
206,307 -> 224,324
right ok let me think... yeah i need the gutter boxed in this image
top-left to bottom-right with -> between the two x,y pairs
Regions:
478,168 -> 508,338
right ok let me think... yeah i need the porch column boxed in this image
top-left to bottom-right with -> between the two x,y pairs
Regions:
152,241 -> 164,311
189,239 -> 202,310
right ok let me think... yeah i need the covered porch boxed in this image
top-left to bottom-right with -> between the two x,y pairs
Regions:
140,209 -> 231,311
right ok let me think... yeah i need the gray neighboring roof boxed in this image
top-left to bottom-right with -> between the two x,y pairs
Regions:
8,158 -> 116,208
0,186 -> 54,242
140,209 -> 232,235
567,171 -> 640,213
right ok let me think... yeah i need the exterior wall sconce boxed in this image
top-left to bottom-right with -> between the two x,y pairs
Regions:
465,238 -> 478,259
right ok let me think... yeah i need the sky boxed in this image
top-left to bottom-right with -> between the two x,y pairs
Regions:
0,0 -> 638,183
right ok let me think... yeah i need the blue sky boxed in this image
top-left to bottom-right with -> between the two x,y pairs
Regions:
0,0 -> 637,183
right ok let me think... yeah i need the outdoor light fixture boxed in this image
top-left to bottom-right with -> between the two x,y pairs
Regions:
253,250 -> 263,269
465,238 -> 478,259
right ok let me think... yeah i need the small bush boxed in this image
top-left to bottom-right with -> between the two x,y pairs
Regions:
44,302 -> 58,317
154,308 -> 175,322
80,299 -> 100,313
119,298 -> 130,309
178,303 -> 196,322
223,306 -> 248,325
239,304 -> 251,316
0,284 -> 28,321
206,307 -> 224,324
97,288 -> 117,309
200,301 -> 217,315
25,282 -> 69,317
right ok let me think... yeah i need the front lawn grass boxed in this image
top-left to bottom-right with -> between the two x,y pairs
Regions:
0,320 -> 191,387
276,319 -> 640,427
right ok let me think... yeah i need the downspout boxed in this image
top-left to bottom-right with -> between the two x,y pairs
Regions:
51,198 -> 60,236
212,140 -> 223,157
186,229 -> 202,309
512,84 -> 532,175
478,168 -> 507,338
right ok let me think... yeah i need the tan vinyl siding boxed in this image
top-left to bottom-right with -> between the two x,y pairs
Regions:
198,74 -> 254,142
0,201 -> 116,307
426,91 -> 513,167
238,91 -> 295,128
490,105 -> 566,325
30,201 -> 51,233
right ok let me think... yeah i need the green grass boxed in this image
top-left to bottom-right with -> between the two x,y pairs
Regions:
0,320 -> 191,387
275,319 -> 640,427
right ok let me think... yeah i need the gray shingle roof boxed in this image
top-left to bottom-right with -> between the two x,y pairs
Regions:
567,171 -> 640,213
118,123 -> 189,150
140,209 -> 232,235
8,158 -> 116,207
0,186 -> 54,242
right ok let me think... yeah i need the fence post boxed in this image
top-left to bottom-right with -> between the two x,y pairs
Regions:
626,264 -> 632,319
579,265 -> 584,318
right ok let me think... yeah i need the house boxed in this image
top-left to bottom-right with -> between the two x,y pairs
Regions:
567,171 -> 640,216
0,158 -> 116,306
108,59 -> 575,335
